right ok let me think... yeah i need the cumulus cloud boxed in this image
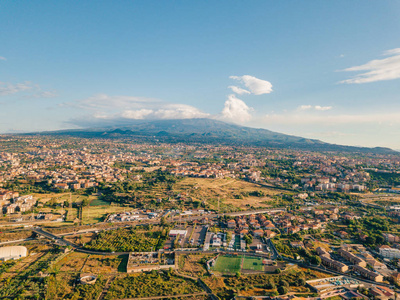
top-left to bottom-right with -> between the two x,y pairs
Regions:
68,94 -> 210,126
315,105 -> 332,111
228,85 -> 251,95
340,48 -> 400,84
299,105 -> 332,111
230,75 -> 273,95
0,56 -> 6,61
221,94 -> 252,123
121,109 -> 153,119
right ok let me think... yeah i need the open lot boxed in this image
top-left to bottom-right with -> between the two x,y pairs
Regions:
173,178 -> 283,211
178,253 -> 213,277
181,225 -> 207,247
81,205 -> 128,224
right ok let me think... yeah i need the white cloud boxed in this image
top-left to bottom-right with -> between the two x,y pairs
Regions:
0,81 -> 33,96
230,75 -> 273,95
383,48 -> 400,55
0,56 -> 6,61
221,94 -> 252,123
69,94 -> 209,125
228,85 -> 251,95
315,105 -> 332,111
299,105 -> 312,110
298,105 -> 332,111
121,109 -> 153,119
340,48 -> 400,84
0,81 -> 57,98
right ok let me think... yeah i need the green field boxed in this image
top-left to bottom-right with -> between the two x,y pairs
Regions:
211,255 -> 265,274
212,255 -> 241,274
242,256 -> 263,271
90,198 -> 111,206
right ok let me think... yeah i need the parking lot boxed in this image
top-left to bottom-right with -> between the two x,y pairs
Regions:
182,225 -> 207,247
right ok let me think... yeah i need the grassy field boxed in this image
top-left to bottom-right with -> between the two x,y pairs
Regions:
81,205 -> 127,224
211,255 -> 241,274
65,207 -> 78,221
242,256 -> 263,271
212,255 -> 268,274
173,178 -> 283,211
90,198 -> 111,206
34,192 -> 98,205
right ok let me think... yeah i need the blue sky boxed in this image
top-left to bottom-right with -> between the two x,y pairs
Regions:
1,1 -> 400,148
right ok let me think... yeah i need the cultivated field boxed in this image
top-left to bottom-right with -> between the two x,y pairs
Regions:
104,272 -> 203,299
84,227 -> 167,252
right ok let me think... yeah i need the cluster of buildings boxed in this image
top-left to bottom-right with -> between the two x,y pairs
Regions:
0,190 -> 35,214
170,162 -> 236,179
3,136 -> 399,197
227,213 -> 277,238
316,246 -> 384,282
300,176 -> 367,192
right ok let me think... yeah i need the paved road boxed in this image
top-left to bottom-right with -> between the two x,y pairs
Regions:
32,228 -> 76,247
0,238 -> 33,246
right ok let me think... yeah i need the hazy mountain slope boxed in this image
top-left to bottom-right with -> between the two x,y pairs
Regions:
32,118 -> 397,154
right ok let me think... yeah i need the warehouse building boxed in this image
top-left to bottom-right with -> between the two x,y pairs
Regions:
0,246 -> 28,261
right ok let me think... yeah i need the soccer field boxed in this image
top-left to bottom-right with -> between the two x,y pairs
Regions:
242,256 -> 263,271
211,255 -> 241,273
211,255 -> 264,274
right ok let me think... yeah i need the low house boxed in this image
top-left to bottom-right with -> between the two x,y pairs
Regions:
264,230 -> 276,238
227,219 -> 236,228
253,229 -> 264,237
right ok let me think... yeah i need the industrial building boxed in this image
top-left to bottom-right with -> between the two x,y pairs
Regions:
0,246 -> 28,261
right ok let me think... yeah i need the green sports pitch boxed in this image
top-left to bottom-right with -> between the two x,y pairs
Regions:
211,255 -> 264,274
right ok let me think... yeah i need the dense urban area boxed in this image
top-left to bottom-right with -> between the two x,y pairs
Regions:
1,135 -> 400,300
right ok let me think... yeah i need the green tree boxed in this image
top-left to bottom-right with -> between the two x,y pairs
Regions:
277,286 -> 288,295
310,255 -> 321,265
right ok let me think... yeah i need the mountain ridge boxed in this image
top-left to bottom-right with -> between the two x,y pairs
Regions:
26,118 -> 397,155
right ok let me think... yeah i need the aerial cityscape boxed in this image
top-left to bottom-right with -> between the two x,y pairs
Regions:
1,1 -> 400,300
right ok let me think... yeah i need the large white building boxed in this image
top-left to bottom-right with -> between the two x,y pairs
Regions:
0,246 -> 28,261
380,247 -> 400,259
169,230 -> 187,237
